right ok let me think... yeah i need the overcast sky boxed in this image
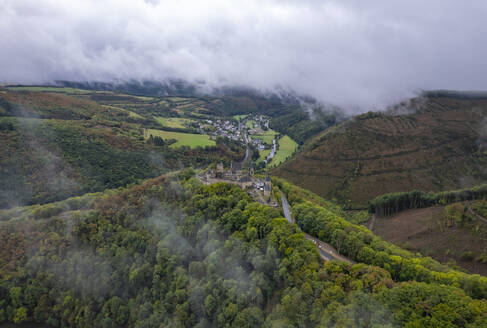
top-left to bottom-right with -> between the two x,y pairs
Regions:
1,0 -> 487,110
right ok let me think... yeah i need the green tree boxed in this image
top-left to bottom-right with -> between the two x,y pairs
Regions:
13,307 -> 27,324
9,287 -> 22,308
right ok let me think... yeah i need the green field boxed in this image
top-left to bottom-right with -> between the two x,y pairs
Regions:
102,105 -> 144,119
268,135 -> 298,168
257,149 -> 271,163
127,111 -> 144,119
245,120 -> 254,129
144,129 -> 215,148
154,117 -> 195,129
233,114 -> 248,121
190,109 -> 210,117
131,95 -> 156,101
253,129 -> 278,145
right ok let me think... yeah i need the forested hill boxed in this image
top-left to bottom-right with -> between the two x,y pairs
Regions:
0,88 -> 247,209
0,172 -> 487,327
274,95 -> 487,207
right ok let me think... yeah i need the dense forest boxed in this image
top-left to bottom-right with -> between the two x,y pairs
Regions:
1,172 -> 487,327
276,178 -> 487,299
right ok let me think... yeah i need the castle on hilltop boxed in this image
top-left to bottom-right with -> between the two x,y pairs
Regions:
203,162 -> 272,202
205,161 -> 255,189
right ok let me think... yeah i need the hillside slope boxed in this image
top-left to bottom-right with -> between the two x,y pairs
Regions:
1,173 -> 487,327
274,96 -> 487,206
0,89 -> 244,208
373,201 -> 487,275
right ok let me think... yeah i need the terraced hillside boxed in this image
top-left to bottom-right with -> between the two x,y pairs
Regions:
274,96 -> 487,206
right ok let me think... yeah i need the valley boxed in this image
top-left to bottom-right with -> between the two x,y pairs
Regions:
1,84 -> 487,327
0,86 -> 303,209
3,3 -> 487,327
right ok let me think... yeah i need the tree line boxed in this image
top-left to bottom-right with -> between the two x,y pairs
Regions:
368,184 -> 487,216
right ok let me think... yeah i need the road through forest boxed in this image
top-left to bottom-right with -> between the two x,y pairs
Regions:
280,191 -> 354,263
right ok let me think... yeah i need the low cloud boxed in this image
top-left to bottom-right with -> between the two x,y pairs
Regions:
2,0 -> 487,110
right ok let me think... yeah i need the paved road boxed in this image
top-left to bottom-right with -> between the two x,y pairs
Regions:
265,139 -> 277,163
241,146 -> 251,166
238,119 -> 252,167
304,234 -> 335,261
280,191 -> 354,263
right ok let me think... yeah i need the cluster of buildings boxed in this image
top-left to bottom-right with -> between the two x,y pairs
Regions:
251,138 -> 266,151
246,116 -> 275,154
248,115 -> 270,131
202,162 -> 273,202
202,119 -> 243,142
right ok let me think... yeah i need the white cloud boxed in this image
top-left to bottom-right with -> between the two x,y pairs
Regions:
1,0 -> 487,110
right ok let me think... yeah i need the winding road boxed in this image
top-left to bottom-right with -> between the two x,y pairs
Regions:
280,192 -> 353,263
241,146 -> 251,166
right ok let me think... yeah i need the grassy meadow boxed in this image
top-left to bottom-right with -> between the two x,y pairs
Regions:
253,129 -> 278,145
268,135 -> 298,168
144,129 -> 215,148
257,148 -> 271,163
233,114 -> 248,121
102,105 -> 145,119
154,117 -> 195,129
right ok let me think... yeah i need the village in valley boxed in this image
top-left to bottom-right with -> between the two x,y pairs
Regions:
201,118 -> 242,142
201,114 -> 279,165
147,101 -> 299,171
145,105 -> 298,205
195,114 -> 285,205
